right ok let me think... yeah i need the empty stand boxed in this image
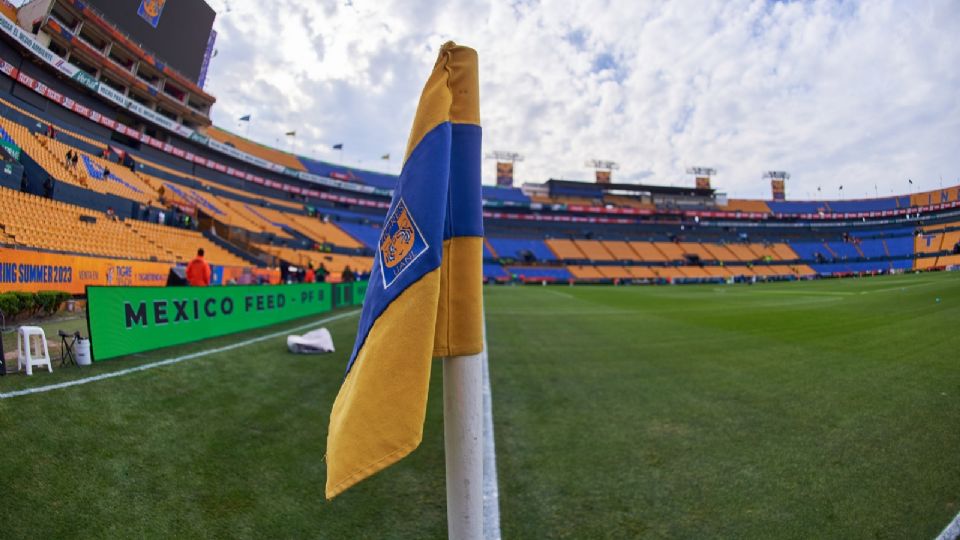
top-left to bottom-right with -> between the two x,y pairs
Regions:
546,239 -> 586,260
629,242 -> 669,262
601,241 -> 641,261
566,265 -> 604,280
488,237 -> 556,262
126,220 -> 250,266
573,240 -> 615,261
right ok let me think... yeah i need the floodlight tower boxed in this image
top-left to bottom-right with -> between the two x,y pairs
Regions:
586,159 -> 619,184
485,150 -> 524,187
686,167 -> 717,190
763,171 -> 790,201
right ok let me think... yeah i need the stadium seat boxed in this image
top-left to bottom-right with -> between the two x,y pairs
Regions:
546,239 -> 586,260
573,240 -> 615,261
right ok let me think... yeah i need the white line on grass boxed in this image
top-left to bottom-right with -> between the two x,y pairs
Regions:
539,288 -> 576,300
937,511 -> 960,540
0,309 -> 361,400
481,325 -> 502,540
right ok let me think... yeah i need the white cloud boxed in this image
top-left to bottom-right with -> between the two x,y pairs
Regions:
205,0 -> 960,199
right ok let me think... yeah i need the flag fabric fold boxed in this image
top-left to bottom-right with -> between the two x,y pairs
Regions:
333,143 -> 344,150
325,41 -> 483,499
239,114 -> 251,122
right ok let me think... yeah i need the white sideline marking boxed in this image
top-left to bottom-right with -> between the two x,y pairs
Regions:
481,323 -> 502,540
937,511 -> 960,540
540,288 -> 576,300
0,310 -> 361,400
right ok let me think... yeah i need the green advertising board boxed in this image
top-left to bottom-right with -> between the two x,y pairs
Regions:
0,139 -> 20,160
87,282 -> 366,361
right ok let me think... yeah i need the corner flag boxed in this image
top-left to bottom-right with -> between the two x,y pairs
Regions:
325,42 -> 483,499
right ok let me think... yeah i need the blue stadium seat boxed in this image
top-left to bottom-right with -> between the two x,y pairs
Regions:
483,263 -> 509,280
488,237 -> 556,261
884,236 -> 914,257
858,239 -> 887,258
768,201 -> 828,214
789,241 -> 826,260
828,198 -> 898,213
482,185 -> 531,205
826,242 -> 860,259
336,221 -> 382,250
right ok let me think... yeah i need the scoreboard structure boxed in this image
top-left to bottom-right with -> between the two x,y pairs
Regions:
83,0 -> 216,85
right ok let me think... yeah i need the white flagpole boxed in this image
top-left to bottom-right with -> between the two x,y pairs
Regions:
444,351 -> 484,540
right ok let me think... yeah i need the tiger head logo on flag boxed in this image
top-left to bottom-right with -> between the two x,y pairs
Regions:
142,0 -> 165,17
378,198 -> 428,288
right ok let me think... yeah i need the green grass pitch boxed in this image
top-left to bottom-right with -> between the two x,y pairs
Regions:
0,272 -> 958,538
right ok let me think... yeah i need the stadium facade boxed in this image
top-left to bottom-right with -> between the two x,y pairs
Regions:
0,0 -> 958,295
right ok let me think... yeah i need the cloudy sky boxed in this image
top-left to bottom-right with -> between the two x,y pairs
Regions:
201,0 -> 960,200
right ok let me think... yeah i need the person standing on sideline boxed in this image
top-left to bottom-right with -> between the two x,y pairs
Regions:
186,248 -> 211,286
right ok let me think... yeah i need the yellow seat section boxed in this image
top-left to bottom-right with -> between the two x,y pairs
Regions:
628,242 -> 669,262
573,240 -> 615,261
201,126 -> 307,172
601,241 -> 641,261
718,199 -> 771,213
0,186 -> 167,261
678,242 -> 715,261
546,239 -> 586,260
125,220 -> 250,266
596,266 -> 632,279
653,242 -> 685,261
566,265 -> 604,280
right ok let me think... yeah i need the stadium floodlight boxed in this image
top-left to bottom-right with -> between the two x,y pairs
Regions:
586,159 -> 619,171
485,151 -> 524,163
762,171 -> 791,180
686,167 -> 717,177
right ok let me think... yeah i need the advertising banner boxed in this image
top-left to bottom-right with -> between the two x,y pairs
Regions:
695,176 -> 711,190
596,170 -> 611,184
86,281 -> 366,360
771,179 -> 786,201
496,162 -> 514,187
0,248 -> 170,294
137,0 -> 167,28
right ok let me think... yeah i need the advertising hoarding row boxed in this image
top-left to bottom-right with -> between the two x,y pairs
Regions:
87,281 -> 367,360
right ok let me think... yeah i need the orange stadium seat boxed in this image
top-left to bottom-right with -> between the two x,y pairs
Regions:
566,265 -> 604,280
702,244 -> 737,261
628,242 -> 669,262
601,240 -> 641,261
627,266 -> 659,279
653,242 -> 685,261
718,199 -> 771,213
202,126 -> 307,172
546,239 -> 586,260
596,266 -> 632,279
725,244 -> 759,261
573,240 -> 615,261
678,242 -> 715,261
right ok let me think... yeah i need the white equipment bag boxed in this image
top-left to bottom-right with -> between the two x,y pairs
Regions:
286,328 -> 335,354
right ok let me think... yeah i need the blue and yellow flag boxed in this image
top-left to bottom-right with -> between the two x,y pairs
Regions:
325,42 -> 484,499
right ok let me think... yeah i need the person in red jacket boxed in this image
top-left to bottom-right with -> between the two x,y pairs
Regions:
303,263 -> 316,283
186,248 -> 211,286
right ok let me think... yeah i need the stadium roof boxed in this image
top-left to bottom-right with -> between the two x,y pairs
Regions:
545,178 -> 715,197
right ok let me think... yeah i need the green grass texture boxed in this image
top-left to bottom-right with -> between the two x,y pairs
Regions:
1,272 -> 958,538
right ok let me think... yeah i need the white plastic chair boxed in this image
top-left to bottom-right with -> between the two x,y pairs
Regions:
17,326 -> 52,376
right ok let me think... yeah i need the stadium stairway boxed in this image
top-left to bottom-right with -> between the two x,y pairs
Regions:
202,230 -> 264,267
